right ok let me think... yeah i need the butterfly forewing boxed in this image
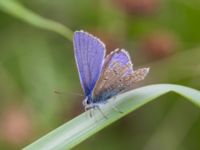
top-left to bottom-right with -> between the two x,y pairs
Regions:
73,31 -> 105,96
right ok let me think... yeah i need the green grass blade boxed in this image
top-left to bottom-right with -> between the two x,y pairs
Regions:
0,0 -> 73,40
23,84 -> 200,150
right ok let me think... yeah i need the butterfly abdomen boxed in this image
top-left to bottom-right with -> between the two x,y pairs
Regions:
93,88 -> 122,103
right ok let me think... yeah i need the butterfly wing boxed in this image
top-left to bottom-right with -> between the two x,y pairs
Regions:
120,67 -> 149,91
93,49 -> 149,102
93,49 -> 132,94
73,31 -> 106,96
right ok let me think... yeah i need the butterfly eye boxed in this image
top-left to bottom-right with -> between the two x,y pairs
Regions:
86,100 -> 90,105
82,98 -> 91,106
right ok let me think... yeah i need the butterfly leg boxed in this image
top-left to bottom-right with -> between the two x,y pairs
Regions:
111,96 -> 123,114
85,106 -> 93,118
95,105 -> 108,119
111,105 -> 123,114
89,109 -> 93,118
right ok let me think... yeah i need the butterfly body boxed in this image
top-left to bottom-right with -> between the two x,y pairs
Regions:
85,89 -> 119,105
73,30 -> 149,112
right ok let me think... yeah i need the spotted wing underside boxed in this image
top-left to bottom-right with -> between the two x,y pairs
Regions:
93,49 -> 149,102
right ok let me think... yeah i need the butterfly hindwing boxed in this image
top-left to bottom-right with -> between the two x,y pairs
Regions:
93,49 -> 133,101
121,67 -> 149,91
93,49 -> 149,103
73,31 -> 106,96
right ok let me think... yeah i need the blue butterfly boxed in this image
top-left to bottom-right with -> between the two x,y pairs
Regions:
73,30 -> 149,114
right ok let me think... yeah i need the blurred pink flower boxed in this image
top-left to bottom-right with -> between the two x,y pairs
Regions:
113,0 -> 160,16
0,104 -> 33,145
140,31 -> 179,59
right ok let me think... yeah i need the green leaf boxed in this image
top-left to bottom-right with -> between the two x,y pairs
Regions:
0,0 -> 73,41
23,84 -> 200,150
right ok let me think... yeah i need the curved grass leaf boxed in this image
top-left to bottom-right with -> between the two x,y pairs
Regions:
0,0 -> 73,40
23,84 -> 200,150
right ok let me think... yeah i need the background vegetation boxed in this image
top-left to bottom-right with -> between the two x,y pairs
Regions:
0,0 -> 200,149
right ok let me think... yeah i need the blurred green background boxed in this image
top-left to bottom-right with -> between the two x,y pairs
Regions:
0,0 -> 200,149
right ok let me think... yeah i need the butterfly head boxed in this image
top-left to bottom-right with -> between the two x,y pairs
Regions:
82,95 -> 93,109
82,95 -> 103,111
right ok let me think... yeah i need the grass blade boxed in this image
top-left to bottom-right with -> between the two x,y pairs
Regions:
0,0 -> 73,40
23,84 -> 200,150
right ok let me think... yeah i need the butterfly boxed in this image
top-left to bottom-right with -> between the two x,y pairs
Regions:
73,30 -> 149,114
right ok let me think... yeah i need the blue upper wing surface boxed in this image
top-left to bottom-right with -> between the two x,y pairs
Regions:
73,31 -> 106,96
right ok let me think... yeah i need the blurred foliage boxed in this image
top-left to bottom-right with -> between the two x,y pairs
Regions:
0,0 -> 200,149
